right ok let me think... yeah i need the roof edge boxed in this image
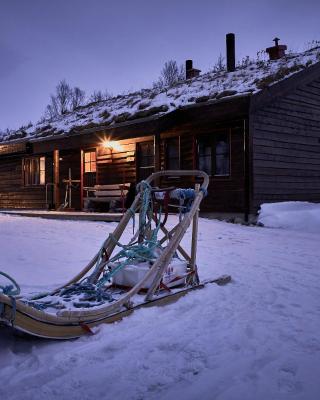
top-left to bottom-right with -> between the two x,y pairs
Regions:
250,60 -> 320,112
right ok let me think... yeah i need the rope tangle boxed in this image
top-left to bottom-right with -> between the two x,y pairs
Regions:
1,183 -> 200,312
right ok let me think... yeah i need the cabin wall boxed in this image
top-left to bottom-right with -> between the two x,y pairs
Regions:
159,122 -> 246,212
0,155 -> 47,209
93,120 -> 247,213
96,135 -> 154,185
0,99 -> 249,212
251,77 -> 320,212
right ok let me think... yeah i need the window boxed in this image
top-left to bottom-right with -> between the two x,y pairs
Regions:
197,132 -> 230,176
137,141 -> 154,181
84,150 -> 96,173
84,150 -> 97,187
215,134 -> 230,176
166,137 -> 180,170
23,156 -> 45,186
198,137 -> 212,175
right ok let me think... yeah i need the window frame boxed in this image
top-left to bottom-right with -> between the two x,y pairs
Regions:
165,136 -> 180,170
196,131 -> 231,178
84,149 -> 97,174
23,156 -> 46,186
136,141 -> 155,182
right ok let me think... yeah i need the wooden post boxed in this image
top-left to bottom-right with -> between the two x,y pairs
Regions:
53,150 -> 60,209
154,133 -> 160,172
190,183 -> 200,284
68,168 -> 72,208
80,150 -> 84,210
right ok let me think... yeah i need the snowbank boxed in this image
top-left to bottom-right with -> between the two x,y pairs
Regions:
258,202 -> 320,234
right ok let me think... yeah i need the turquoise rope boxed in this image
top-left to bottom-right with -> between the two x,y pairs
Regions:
21,184 -> 198,310
0,271 -> 20,296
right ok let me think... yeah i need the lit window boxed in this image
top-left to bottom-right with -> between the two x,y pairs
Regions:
23,156 -> 46,186
84,151 -> 96,173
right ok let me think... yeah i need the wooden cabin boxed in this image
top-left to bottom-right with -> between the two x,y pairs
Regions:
1,44 -> 320,219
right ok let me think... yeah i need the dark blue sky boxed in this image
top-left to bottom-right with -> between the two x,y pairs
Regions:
1,0 -> 319,130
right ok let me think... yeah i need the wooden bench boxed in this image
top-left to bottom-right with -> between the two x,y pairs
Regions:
83,183 -> 130,212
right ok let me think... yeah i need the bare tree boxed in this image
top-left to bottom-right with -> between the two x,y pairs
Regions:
45,97 -> 59,120
44,80 -> 71,119
44,80 -> 87,120
71,87 -> 86,110
89,90 -> 111,103
55,80 -> 72,114
154,60 -> 185,89
212,54 -> 226,72
43,80 -> 113,120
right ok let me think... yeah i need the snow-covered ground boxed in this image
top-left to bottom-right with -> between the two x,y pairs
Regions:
0,210 -> 320,400
259,201 -> 320,234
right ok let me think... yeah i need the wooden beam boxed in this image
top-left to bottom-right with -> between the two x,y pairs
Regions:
190,183 -> 200,283
53,150 -> 60,209
80,150 -> 84,210
154,133 -> 160,172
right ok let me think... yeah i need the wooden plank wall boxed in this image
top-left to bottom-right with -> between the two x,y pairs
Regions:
0,156 -> 47,209
0,110 -> 248,212
159,122 -> 246,213
96,136 -> 153,185
251,77 -> 320,211
95,124 -> 246,213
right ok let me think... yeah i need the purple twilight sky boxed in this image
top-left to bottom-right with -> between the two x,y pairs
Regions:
1,0 -> 319,131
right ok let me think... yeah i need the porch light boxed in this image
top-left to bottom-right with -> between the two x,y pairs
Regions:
102,140 -> 122,152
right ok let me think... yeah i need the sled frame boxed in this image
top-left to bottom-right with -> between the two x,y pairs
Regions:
0,170 -> 209,338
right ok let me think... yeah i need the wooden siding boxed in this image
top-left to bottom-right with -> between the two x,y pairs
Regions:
200,126 -> 246,212
158,121 -> 246,212
251,77 -> 320,211
0,97 -> 249,212
96,136 -> 154,186
0,156 -> 47,209
94,119 -> 247,213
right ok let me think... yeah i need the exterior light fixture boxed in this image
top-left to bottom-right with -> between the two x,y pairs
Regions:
102,140 -> 122,152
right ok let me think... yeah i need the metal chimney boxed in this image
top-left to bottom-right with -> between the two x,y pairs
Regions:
186,59 -> 193,72
226,33 -> 235,72
266,37 -> 287,60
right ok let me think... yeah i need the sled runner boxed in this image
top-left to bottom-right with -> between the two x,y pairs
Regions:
0,170 -> 230,340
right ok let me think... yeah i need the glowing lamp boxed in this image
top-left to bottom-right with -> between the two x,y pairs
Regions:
102,140 -> 122,152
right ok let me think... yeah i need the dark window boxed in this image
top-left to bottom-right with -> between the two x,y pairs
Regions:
197,133 -> 230,176
137,141 -> 155,181
198,137 -> 212,175
166,137 -> 180,170
23,157 -> 45,186
215,134 -> 230,176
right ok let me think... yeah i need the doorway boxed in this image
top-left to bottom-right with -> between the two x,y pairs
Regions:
83,149 -> 97,187
136,141 -> 155,182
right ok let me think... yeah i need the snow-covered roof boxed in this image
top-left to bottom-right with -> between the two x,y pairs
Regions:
1,46 -> 320,143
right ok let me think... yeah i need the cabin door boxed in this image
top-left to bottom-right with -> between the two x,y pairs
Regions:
136,141 -> 155,182
83,149 -> 97,187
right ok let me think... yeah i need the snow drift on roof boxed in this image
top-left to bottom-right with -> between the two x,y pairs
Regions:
1,46 -> 320,143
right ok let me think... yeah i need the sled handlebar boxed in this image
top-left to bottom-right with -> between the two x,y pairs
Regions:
145,170 -> 209,192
